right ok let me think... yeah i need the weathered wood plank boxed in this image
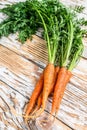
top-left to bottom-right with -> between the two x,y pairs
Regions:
0,81 -> 28,130
0,81 -> 72,130
0,35 -> 47,67
0,30 -> 87,130
0,45 -> 42,97
0,80 -> 51,130
0,46 -> 72,130
0,71 -> 71,130
0,35 -> 87,81
0,45 -> 87,130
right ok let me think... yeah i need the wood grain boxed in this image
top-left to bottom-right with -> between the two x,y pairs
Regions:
0,81 -> 28,130
0,46 -> 72,130
0,42 -> 87,130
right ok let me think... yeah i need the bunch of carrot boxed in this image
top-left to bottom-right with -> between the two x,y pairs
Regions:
24,1 -> 84,122
0,0 -> 86,124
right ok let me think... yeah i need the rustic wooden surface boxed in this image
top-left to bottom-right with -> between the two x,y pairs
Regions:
0,0 -> 87,130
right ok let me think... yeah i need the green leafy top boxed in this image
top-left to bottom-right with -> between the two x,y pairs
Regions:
74,5 -> 85,13
0,0 -> 41,42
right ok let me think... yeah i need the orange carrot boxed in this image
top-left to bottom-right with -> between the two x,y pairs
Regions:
41,64 -> 58,110
56,70 -> 72,113
29,93 -> 42,115
25,65 -> 59,119
25,72 -> 44,118
34,63 -> 55,117
36,92 -> 42,110
51,67 -> 67,115
53,66 -> 60,92
36,66 -> 59,111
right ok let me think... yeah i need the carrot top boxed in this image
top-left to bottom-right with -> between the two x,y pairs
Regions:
34,8 -> 60,64
55,10 -> 84,70
0,0 -> 86,66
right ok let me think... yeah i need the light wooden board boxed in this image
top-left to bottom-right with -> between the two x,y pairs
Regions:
0,0 -> 87,130
0,37 -> 87,130
0,46 -> 72,130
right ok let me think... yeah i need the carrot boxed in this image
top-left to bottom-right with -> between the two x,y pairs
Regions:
32,63 -> 55,117
29,92 -> 42,116
43,66 -> 59,99
32,92 -> 42,115
51,67 -> 67,115
56,70 -> 72,113
53,66 -> 60,92
24,64 -> 59,119
37,92 -> 42,109
25,72 -> 44,118
33,66 -> 60,114
41,65 -> 58,110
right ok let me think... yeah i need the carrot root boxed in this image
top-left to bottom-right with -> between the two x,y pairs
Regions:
56,70 -> 72,113
25,64 -> 60,120
30,93 -> 42,115
29,63 -> 55,118
25,72 -> 44,120
31,65 -> 59,117
40,63 -> 55,116
51,67 -> 67,115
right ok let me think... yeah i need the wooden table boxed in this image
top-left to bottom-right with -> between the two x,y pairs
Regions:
0,0 -> 87,130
